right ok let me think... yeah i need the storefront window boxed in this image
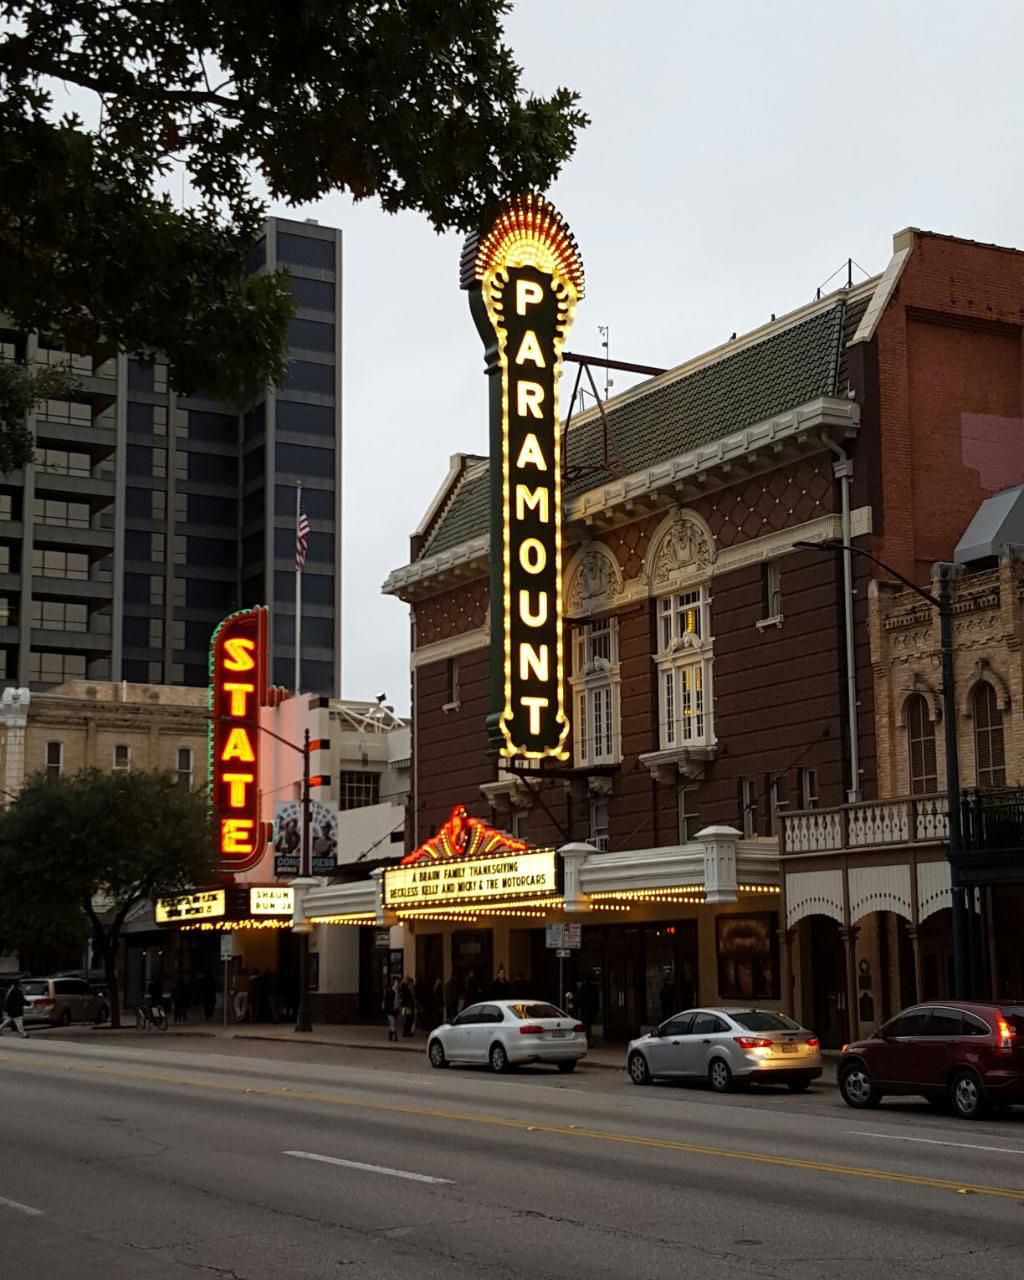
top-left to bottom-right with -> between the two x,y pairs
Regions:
716,914 -> 778,1000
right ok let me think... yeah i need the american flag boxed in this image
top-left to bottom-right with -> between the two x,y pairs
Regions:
295,511 -> 310,570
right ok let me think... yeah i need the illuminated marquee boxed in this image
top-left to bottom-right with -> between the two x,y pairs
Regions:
401,805 -> 529,866
462,193 -> 585,759
155,890 -> 226,924
384,849 -> 558,910
209,606 -> 271,872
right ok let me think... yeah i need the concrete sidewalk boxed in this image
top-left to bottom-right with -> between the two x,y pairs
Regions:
110,1018 -> 837,1081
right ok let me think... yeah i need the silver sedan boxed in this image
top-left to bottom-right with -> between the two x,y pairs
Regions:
627,1007 -> 822,1092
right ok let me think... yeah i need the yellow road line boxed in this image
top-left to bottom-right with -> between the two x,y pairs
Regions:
2,1051 -> 1022,1203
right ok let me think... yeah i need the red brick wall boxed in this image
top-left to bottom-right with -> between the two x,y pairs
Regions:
871,232 -> 1024,584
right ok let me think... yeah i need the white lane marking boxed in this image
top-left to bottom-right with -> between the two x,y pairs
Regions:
0,1195 -> 43,1217
852,1130 -> 1024,1156
284,1150 -> 453,1185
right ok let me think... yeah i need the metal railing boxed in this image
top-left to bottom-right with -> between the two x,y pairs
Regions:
961,788 -> 1024,854
780,793 -> 949,855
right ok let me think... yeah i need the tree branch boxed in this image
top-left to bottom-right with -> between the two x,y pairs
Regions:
0,46 -> 237,111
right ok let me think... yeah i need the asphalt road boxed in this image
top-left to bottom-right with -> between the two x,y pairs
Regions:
1,1031 -> 1023,1279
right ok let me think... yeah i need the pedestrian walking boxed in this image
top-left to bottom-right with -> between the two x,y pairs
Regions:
443,971 -> 459,1024
398,976 -> 415,1037
173,974 -> 189,1024
577,974 -> 599,1047
384,976 -> 401,1041
199,972 -> 216,1023
0,978 -> 29,1038
430,977 -> 444,1031
463,969 -> 479,1009
233,969 -> 251,1024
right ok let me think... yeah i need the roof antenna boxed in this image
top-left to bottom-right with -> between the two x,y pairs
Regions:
598,325 -> 613,400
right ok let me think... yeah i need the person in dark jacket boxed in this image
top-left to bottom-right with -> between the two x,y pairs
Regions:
398,977 -> 415,1037
577,975 -> 600,1047
492,965 -> 510,1000
443,972 -> 459,1024
0,978 -> 29,1038
173,974 -> 189,1024
384,977 -> 401,1041
199,972 -> 216,1022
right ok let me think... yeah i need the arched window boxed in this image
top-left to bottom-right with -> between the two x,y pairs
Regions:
972,682 -> 1007,788
906,693 -> 937,795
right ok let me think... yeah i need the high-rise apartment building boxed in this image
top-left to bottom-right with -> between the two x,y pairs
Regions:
0,216 -> 342,696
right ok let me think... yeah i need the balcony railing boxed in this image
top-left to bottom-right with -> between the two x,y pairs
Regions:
962,789 -> 1024,854
780,794 -> 949,855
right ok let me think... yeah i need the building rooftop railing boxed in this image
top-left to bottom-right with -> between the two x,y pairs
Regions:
780,793 -> 949,856
962,788 -> 1024,854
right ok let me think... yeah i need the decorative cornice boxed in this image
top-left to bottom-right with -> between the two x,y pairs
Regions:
411,626 -> 489,669
385,397 -> 861,599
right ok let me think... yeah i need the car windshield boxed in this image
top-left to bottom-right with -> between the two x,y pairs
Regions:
730,1011 -> 801,1032
20,981 -> 47,996
511,1003 -> 565,1020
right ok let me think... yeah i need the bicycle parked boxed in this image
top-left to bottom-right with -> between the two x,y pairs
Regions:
135,993 -> 168,1031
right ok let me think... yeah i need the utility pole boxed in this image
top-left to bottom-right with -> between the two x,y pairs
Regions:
295,726 -> 313,1033
937,565 -> 969,1000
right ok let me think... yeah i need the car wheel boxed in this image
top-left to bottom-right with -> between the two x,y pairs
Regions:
839,1062 -> 882,1109
787,1078 -> 812,1093
60,1008 -> 72,1027
708,1058 -> 734,1092
428,1039 -> 447,1069
628,1051 -> 651,1086
489,1042 -> 510,1074
950,1069 -> 985,1120
556,1060 -> 577,1074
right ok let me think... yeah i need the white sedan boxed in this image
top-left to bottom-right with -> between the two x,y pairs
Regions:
428,999 -> 588,1074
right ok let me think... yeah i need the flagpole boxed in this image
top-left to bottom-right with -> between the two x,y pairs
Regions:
294,480 -> 302,695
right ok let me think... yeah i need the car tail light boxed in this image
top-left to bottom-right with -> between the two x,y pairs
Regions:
34,998 -> 56,1008
573,1023 -> 585,1034
519,1024 -> 543,1035
806,1037 -> 820,1049
734,1036 -> 772,1050
996,1013 -> 1016,1055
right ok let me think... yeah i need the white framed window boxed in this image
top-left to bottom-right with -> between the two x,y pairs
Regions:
738,777 -> 756,839
798,767 -> 818,810
176,746 -> 194,788
339,770 -> 381,811
760,561 -> 782,623
677,786 -> 700,843
589,796 -> 609,851
113,743 -> 131,771
571,618 -> 620,766
655,587 -> 714,751
443,657 -> 460,711
45,741 -> 63,779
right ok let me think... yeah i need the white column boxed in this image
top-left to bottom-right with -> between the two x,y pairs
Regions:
559,842 -> 596,913
699,825 -> 741,904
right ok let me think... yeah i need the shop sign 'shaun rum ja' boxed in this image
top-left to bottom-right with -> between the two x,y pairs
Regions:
462,194 -> 585,760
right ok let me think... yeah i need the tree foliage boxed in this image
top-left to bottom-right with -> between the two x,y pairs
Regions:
0,360 -> 73,473
0,1 -> 587,468
0,770 -> 214,1025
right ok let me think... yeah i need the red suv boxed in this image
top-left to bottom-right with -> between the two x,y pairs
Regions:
838,1002 -> 1024,1120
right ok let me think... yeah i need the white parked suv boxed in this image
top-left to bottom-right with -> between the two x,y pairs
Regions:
428,1000 -> 588,1074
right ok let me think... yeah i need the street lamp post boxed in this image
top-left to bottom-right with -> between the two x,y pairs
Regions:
793,539 -> 969,999
213,715 -> 317,1031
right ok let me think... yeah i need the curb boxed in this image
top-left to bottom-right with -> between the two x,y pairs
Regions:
231,1032 -> 626,1069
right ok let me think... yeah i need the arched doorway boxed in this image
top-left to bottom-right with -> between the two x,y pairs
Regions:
797,915 -> 847,1048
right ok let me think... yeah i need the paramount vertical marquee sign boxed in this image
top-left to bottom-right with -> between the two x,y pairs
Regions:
462,194 -> 585,759
209,606 -> 272,872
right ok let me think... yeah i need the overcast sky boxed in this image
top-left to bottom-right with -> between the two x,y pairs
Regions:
275,0 -> 1024,712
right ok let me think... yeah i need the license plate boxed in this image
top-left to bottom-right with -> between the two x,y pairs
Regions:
779,1042 -> 797,1054
549,1030 -> 567,1039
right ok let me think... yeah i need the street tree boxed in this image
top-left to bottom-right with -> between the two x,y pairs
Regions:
0,769 -> 213,1026
0,0 -> 587,468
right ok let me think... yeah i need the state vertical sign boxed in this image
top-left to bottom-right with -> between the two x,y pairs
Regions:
209,605 -> 271,873
462,194 -> 585,760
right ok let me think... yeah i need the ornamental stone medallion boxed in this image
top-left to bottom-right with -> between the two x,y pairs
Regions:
646,508 -> 716,591
566,542 -> 623,616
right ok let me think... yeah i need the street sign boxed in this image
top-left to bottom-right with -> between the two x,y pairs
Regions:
556,948 -> 571,958
220,933 -> 234,961
563,923 -> 581,949
545,923 -> 564,948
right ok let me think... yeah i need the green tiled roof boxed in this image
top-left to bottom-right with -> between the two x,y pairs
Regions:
421,299 -> 848,559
